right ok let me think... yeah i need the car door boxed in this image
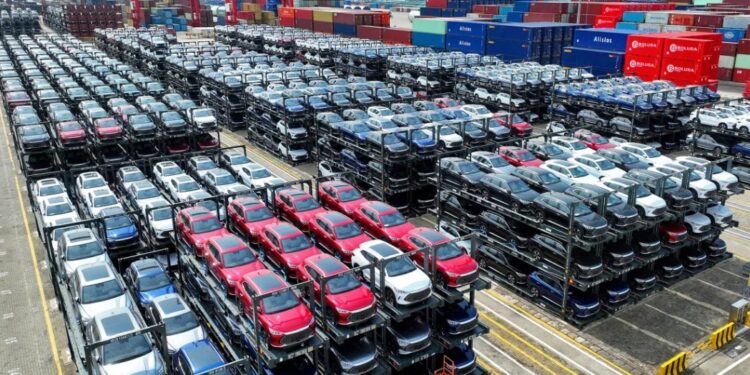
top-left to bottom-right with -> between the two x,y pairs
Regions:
207,243 -> 222,280
314,218 -> 334,250
408,236 -> 428,267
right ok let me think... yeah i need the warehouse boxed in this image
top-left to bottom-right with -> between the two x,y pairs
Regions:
3,1 -> 750,374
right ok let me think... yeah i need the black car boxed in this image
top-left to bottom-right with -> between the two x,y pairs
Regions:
604,240 -> 636,268
24,153 -> 56,173
365,132 -> 408,159
680,247 -> 707,269
391,103 -> 417,114
531,192 -> 608,238
632,229 -> 662,257
511,167 -> 570,193
478,173 -> 539,212
597,149 -> 650,171
565,184 -> 639,228
624,170 -> 693,209
157,111 -> 188,134
126,113 -> 158,137
315,111 -> 344,133
450,121 -> 488,144
132,141 -> 160,159
439,192 -> 482,226
476,245 -> 531,285
628,268 -> 658,293
329,336 -> 378,374
527,234 -> 604,279
700,237 -> 727,258
656,256 -> 684,280
439,157 -> 486,191
526,142 -> 572,161
98,144 -> 129,163
17,124 -> 50,150
385,316 -> 431,355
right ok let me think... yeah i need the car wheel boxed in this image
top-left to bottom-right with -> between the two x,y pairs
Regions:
718,123 -> 727,132
737,152 -> 744,160
529,286 -> 540,299
533,209 -> 545,223
481,189 -> 489,199
596,120 -> 604,128
478,256 -> 487,270
510,201 -> 521,212
506,273 -> 517,285
573,225 -> 584,238
741,127 -> 749,136
636,206 -> 645,218
385,289 -> 396,306
529,245 -> 542,262
438,141 -> 446,150
462,181 -> 470,191
479,224 -> 487,233
714,147 -> 722,157
577,117 -> 585,127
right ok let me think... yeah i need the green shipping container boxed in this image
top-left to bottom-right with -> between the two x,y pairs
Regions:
313,10 -> 333,23
735,54 -> 750,69
412,18 -> 448,35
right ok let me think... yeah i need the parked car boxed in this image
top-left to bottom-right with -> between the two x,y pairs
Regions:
527,272 -> 601,319
204,233 -> 266,296
530,192 -> 608,238
175,206 -> 230,257
498,146 -> 543,167
309,211 -> 371,264
147,293 -> 207,354
399,228 -> 479,288
258,222 -> 322,280
512,167 -> 570,193
438,157 -> 486,191
72,262 -> 131,327
352,201 -> 415,245
124,258 -> 176,307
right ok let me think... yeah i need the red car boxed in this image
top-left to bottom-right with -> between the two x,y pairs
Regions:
93,117 -> 123,140
352,201 -> 415,246
5,91 -> 31,108
495,113 -> 533,137
176,206 -> 230,257
55,120 -> 87,146
275,188 -> 327,231
433,97 -> 462,108
237,269 -> 315,348
659,221 -> 688,244
165,139 -> 190,154
309,211 -> 371,264
498,146 -> 543,167
298,254 -> 376,326
318,180 -> 369,216
258,222 -> 322,280
227,197 -> 280,243
197,134 -> 219,150
400,228 -> 479,288
204,233 -> 266,295
573,130 -> 615,150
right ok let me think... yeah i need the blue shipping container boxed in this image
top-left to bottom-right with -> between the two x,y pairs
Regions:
513,1 -> 531,12
447,21 -> 489,38
420,7 -> 442,17
717,28 -> 745,42
412,32 -> 447,49
622,11 -> 645,23
507,12 -> 525,23
334,23 -> 357,36
446,34 -> 486,54
562,46 -> 624,76
573,28 -> 644,52
616,22 -> 638,30
487,23 -> 542,43
487,40 -> 540,61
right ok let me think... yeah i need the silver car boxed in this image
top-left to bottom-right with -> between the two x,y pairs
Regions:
147,294 -> 207,354
72,262 -> 132,327
87,308 -> 165,374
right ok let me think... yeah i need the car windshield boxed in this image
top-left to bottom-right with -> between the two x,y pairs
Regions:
606,194 -> 623,206
689,171 -> 702,181
597,159 -> 616,170
327,272 -> 361,294
192,218 -> 222,233
644,148 -> 661,158
663,178 -> 678,190
573,203 -> 593,217
385,257 -> 417,277
98,119 -> 119,128
40,184 -> 64,196
592,136 -> 609,145
436,243 -> 464,260
136,187 -> 159,199
517,150 -> 536,161
244,205 -> 273,222
102,333 -> 151,365
131,115 -> 151,125
93,195 -> 117,206
67,241 -> 103,260
230,155 -> 250,165
338,188 -> 362,202
334,222 -> 362,239
539,172 -> 561,184
17,114 -> 40,124
262,289 -> 299,314
151,207 -> 171,221
281,234 -> 311,253
55,111 -> 75,121
138,272 -> 171,291
569,141 -> 587,150
569,166 -> 588,178
382,134 -> 402,145
178,181 -> 200,191
472,107 -> 491,115
164,311 -> 200,335
458,162 -> 480,174
411,130 -> 429,140
635,185 -> 651,198
294,198 -> 320,212
620,153 -> 640,164
507,180 -> 530,193
104,215 -> 132,229
61,122 -> 82,131
214,174 -> 235,185
122,171 -> 145,183
162,112 -> 181,121
351,123 -> 370,133
81,278 -> 123,304
380,212 -> 406,227
223,248 -> 256,267
47,202 -> 73,215
251,168 -> 271,178
24,125 -> 46,135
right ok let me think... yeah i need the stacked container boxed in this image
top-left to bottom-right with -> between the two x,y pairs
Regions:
576,2 -> 675,28
485,22 -> 585,64
43,4 -> 123,37
563,28 -> 645,77
445,20 -> 488,54
412,17 -> 449,49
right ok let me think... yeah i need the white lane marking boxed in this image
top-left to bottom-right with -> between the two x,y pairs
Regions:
478,336 -> 535,375
717,352 -> 750,375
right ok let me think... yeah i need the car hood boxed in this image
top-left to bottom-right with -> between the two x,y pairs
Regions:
383,222 -> 416,241
163,119 -> 187,127
140,285 -> 177,305
225,261 -> 266,281
194,115 -> 216,123
264,304 -> 312,331
101,349 -> 160,375
624,161 -> 650,171
81,294 -> 129,323
329,286 -> 375,311
284,247 -> 322,267
573,175 -> 600,185
335,232 -> 371,252
390,268 -> 431,292
515,189 -> 540,203
98,127 -> 122,135
167,327 -> 206,353
22,134 -> 49,142
647,155 -> 673,165
639,194 -> 667,208
152,219 -> 173,233
569,293 -> 599,307
465,172 -> 485,183
257,176 -> 286,187
707,204 -> 732,218
439,254 -> 478,275
546,180 -> 571,193
64,254 -> 108,277
685,212 -> 712,227
107,225 -> 138,240
579,212 -> 608,229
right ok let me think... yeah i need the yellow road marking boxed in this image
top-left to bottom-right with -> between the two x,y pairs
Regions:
476,356 -> 504,375
1,108 -> 63,374
220,130 -> 307,180
484,288 -> 631,375
480,311 -> 578,375
484,326 -> 560,375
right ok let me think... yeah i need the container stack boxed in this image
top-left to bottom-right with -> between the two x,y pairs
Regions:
277,6 -> 388,34
486,22 -> 586,64
470,4 -> 512,21
420,0 -> 505,18
563,28 -> 644,77
577,2 -> 675,28
624,31 -> 722,88
148,7 -> 189,31
42,4 -> 123,38
412,17 -> 449,49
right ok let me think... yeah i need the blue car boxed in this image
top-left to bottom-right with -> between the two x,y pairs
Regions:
396,129 -> 437,154
445,343 -> 477,375
337,120 -> 371,143
306,95 -> 331,110
600,279 -> 630,306
436,299 -> 479,335
528,271 -> 600,319
732,142 -> 750,158
281,98 -> 306,113
173,340 -> 229,375
125,258 -> 176,307
340,149 -> 368,174
97,206 -> 139,248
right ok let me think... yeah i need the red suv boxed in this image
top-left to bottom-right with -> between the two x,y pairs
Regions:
227,197 -> 280,243
258,223 -> 322,280
237,269 -> 315,348
574,130 -> 615,150
298,254 -> 376,326
400,228 -> 479,288
93,117 -> 123,141
318,180 -> 369,216
205,234 -> 266,295
275,188 -> 327,231
659,222 -> 689,244
352,201 -> 415,246
495,113 -> 533,136
498,146 -> 543,167
55,120 -> 87,146
309,211 -> 371,264
176,206 -> 230,257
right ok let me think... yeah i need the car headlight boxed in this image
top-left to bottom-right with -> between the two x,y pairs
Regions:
287,263 -> 299,270
268,327 -> 284,335
387,235 -> 400,243
226,276 -> 236,286
335,306 -> 350,314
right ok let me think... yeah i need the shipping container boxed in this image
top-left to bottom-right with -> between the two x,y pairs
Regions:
719,67 -> 734,81
735,54 -> 750,69
446,34 -> 486,54
724,15 -> 750,29
574,28 -> 644,52
717,27 -> 745,42
487,23 -> 541,43
296,18 -> 313,30
313,9 -> 333,23
334,23 -> 357,36
662,37 -> 713,61
719,55 -> 735,69
660,57 -> 709,83
487,40 -> 541,60
446,20 -> 489,38
383,27 -> 411,44
413,17 -> 448,34
644,12 -> 670,25
733,68 -> 750,83
412,31 -> 446,49
624,54 -> 661,81
314,20 -> 333,33
563,46 -> 626,76
357,25 -> 383,40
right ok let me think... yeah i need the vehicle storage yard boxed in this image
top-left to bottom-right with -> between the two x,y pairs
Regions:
5,2 -> 750,375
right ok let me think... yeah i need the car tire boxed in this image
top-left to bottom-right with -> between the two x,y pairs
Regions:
573,225 -> 584,238
478,256 -> 487,270
385,289 -> 396,306
506,273 -> 517,285
529,244 -> 542,262
533,209 -> 545,223
510,201 -> 521,212
596,120 -> 604,128
577,117 -> 585,127
737,152 -> 744,160
462,181 -> 470,191
481,189 -> 490,199
636,206 -> 645,218
718,123 -> 727,132
741,127 -> 749,136
714,147 -> 722,157
529,286 -> 540,299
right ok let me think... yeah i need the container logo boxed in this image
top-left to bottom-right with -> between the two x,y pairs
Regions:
666,64 -> 696,74
459,26 -> 473,32
725,31 -> 735,39
459,40 -> 472,46
629,59 -> 655,68
668,43 -> 699,53
631,40 -> 658,49
593,36 -> 613,44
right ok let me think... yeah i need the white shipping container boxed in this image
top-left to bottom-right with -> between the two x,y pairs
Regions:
637,23 -> 662,32
644,12 -> 670,24
723,15 -> 750,29
662,25 -> 687,32
720,55 -> 736,69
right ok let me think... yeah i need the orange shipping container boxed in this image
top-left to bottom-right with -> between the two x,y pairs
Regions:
278,6 -> 294,19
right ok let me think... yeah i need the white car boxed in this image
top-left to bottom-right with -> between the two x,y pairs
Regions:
126,180 -> 165,211
32,178 -> 68,207
48,217 -> 84,256
690,109 -> 741,131
149,293 -> 207,354
238,163 -> 285,189
675,156 -> 740,193
367,106 -> 394,119
75,171 -> 108,200
470,151 -> 516,174
551,136 -> 595,155
142,199 -> 174,241
187,156 -> 218,179
649,163 -> 717,200
473,88 -> 495,101
168,175 -> 205,202
203,169 -> 248,195
153,161 -> 185,189
72,262 -> 131,327
684,212 -> 713,236
417,75 -> 440,88
85,189 -> 121,217
351,240 -> 432,306
116,166 -> 147,192
278,142 -> 309,162
495,92 -> 526,108
706,203 -> 733,226
422,125 -> 464,149
57,228 -> 109,280
541,159 -> 600,185
41,196 -> 80,227
599,177 -> 667,218
218,150 -> 254,175
461,104 -> 494,120
568,154 -> 625,179
619,142 -> 672,166
88,308 -> 165,375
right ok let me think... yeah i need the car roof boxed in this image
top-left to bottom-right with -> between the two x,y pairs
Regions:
412,227 -> 448,243
541,191 -> 578,204
365,240 -> 401,258
63,228 -> 96,242
248,270 -> 285,292
212,234 -> 244,250
130,258 -> 163,275
364,201 -> 395,213
310,255 -> 347,275
569,183 -> 609,195
94,307 -> 138,339
180,340 -> 224,372
152,293 -> 189,317
77,262 -> 115,284
319,211 -> 350,225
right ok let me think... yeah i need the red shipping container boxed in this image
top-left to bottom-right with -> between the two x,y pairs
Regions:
295,8 -> 313,20
426,0 -> 448,7
314,21 -> 333,34
383,27 -> 411,45
529,3 -> 569,14
296,19 -> 313,30
624,54 -> 662,81
580,4 -> 602,14
357,25 -> 383,40
525,13 -> 563,22
594,16 -> 617,28
719,67 -> 734,81
722,42 -> 738,55
695,14 -> 725,28
661,57 -> 708,83
669,13 -> 695,26
601,4 -> 626,17
739,39 -> 750,54
662,38 -> 712,60
626,34 -> 664,55
278,6 -> 294,19
333,11 -> 365,25
733,68 -> 750,82
708,79 -> 719,92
